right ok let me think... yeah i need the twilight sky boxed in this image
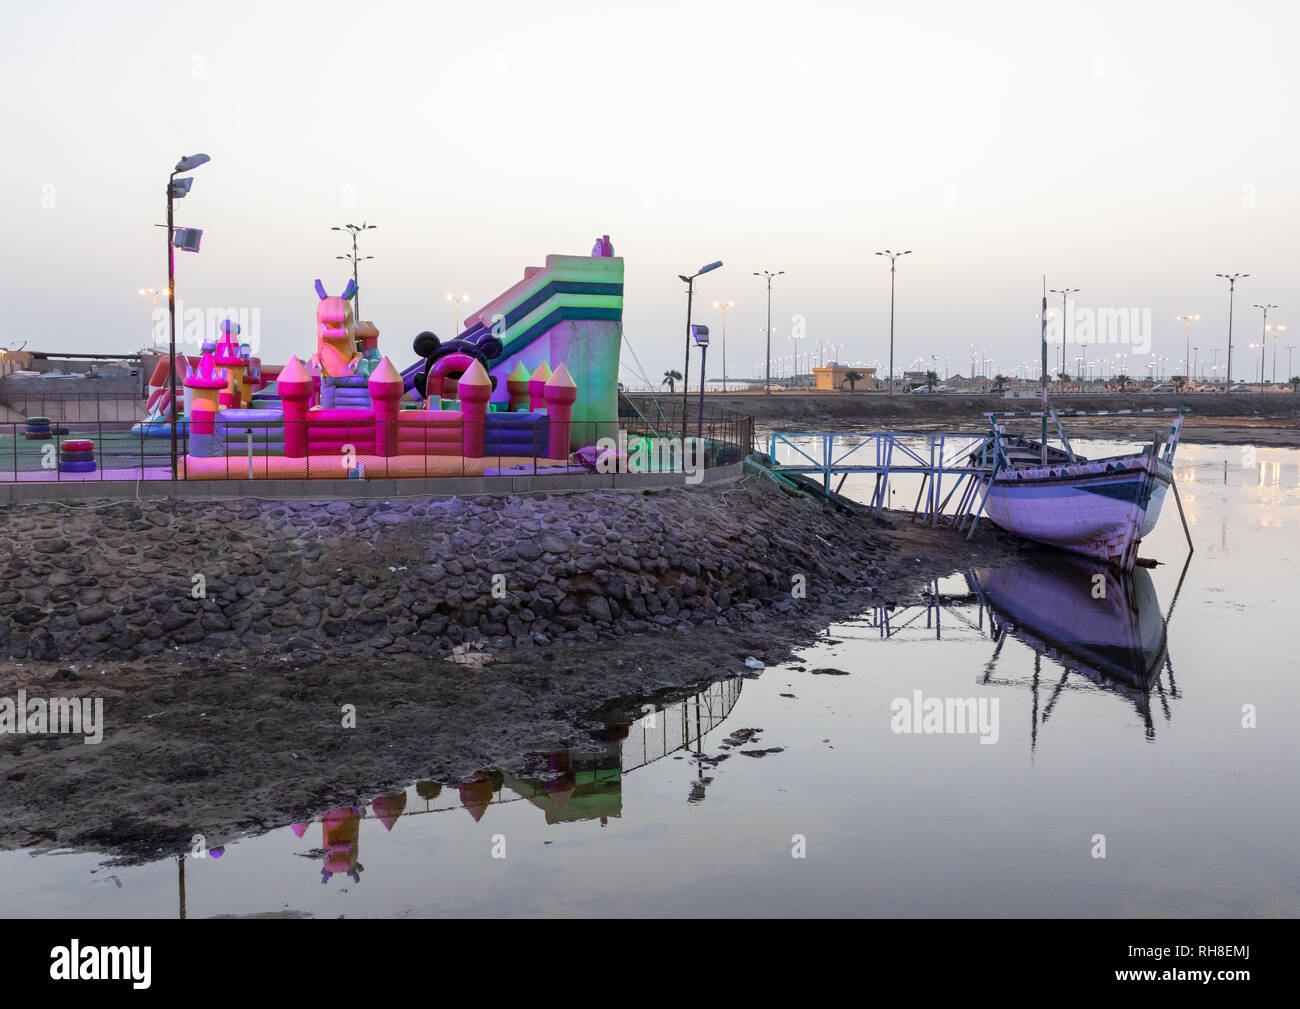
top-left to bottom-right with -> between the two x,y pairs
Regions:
6,0 -> 1298,385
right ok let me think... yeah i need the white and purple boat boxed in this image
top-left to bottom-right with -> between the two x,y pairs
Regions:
973,409 -> 1185,571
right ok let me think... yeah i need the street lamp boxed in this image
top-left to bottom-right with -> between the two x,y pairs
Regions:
692,324 -> 710,441
753,269 -> 782,395
139,288 -> 164,348
1216,273 -> 1248,385
680,260 -> 723,434
1177,314 -> 1199,383
1252,304 -> 1277,391
1268,324 -> 1287,386
1049,287 -> 1079,375
875,249 -> 911,395
712,300 -> 733,392
446,293 -> 470,333
332,222 -> 377,321
166,152 -> 210,480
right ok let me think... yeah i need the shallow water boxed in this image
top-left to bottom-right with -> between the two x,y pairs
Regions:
3,440 -> 1297,917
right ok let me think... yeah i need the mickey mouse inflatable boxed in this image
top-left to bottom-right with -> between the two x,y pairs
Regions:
409,329 -> 504,401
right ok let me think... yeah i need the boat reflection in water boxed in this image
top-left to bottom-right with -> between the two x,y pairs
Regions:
968,553 -> 1184,745
291,676 -> 743,884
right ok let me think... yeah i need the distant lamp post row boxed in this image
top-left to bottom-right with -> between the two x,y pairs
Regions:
167,152 -> 212,480
875,249 -> 911,396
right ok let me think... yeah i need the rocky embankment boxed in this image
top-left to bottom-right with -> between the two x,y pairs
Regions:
0,477 -> 1027,861
2,478 -> 906,666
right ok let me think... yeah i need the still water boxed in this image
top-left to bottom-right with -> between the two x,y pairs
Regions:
3,440 -> 1297,917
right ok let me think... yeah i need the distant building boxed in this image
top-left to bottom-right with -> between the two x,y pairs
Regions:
813,364 -> 877,391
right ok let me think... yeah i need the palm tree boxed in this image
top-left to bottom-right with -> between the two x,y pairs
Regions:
844,371 -> 864,392
1290,376 -> 1300,393
1173,375 -> 1187,392
662,369 -> 682,394
1057,371 -> 1070,387
1115,373 -> 1131,390
925,370 -> 938,391
992,374 -> 1009,394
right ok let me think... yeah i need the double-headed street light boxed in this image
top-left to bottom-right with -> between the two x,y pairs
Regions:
139,288 -> 164,348
712,300 -> 733,392
446,293 -> 470,333
1049,287 -> 1079,375
1253,304 -> 1278,391
1177,314 -> 1199,383
1268,324 -> 1287,385
1216,273 -> 1248,385
679,261 -> 723,435
875,250 -> 911,395
754,270 -> 783,395
167,152 -> 211,480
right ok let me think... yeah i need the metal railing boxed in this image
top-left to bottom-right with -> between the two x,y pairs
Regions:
0,413 -> 755,485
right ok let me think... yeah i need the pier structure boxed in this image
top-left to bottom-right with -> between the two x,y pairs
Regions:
766,430 -> 997,529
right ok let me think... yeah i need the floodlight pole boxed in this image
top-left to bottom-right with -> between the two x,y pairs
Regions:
333,222 -> 376,321
167,170 -> 178,480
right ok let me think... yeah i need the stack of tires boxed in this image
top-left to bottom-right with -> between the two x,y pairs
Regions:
25,417 -> 52,440
58,439 -> 96,473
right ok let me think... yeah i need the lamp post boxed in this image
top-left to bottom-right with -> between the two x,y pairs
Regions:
139,288 -> 164,349
712,300 -> 733,392
1252,304 -> 1277,392
680,261 -> 723,434
692,324 -> 710,441
1269,325 -> 1286,386
1216,273 -> 1248,385
446,293 -> 470,334
753,269 -> 782,395
1177,314 -> 1199,384
332,222 -> 376,321
166,152 -> 211,480
1049,287 -> 1079,375
875,249 -> 911,395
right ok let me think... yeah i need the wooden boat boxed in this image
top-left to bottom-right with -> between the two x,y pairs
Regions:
974,409 -> 1184,571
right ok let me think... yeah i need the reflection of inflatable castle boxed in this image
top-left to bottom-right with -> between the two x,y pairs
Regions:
179,238 -> 624,479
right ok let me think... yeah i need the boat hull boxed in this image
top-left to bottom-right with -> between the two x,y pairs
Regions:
984,451 -> 1171,570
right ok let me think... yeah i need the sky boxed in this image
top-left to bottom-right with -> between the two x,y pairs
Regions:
5,0 -> 1298,385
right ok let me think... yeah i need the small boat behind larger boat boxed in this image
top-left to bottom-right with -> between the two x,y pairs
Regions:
976,409 -> 1184,571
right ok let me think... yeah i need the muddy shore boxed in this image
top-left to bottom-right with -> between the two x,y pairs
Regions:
0,476 -> 1029,862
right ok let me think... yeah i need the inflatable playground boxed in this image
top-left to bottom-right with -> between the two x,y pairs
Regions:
132,237 -> 626,479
